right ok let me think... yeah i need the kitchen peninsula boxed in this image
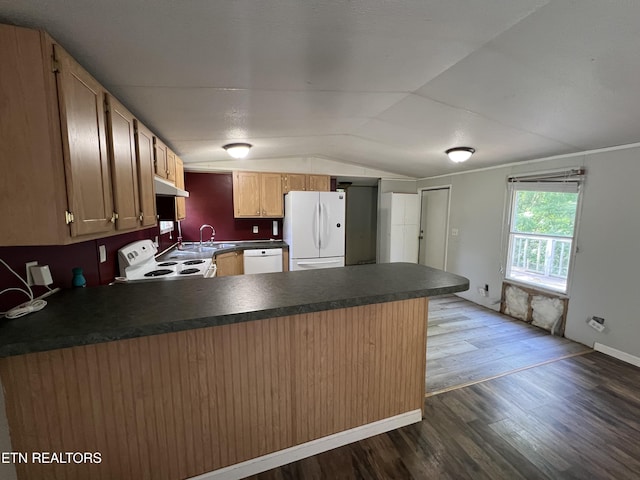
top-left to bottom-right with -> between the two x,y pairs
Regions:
0,263 -> 468,480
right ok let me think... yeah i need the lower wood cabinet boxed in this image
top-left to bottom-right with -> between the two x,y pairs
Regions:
283,247 -> 289,272
215,251 -> 243,276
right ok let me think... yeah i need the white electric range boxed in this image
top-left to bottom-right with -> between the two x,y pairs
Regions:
118,240 -> 216,281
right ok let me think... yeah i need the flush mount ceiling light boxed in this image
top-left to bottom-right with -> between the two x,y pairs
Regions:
445,147 -> 475,163
223,143 -> 252,159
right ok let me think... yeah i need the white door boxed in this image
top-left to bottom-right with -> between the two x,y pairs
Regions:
418,187 -> 450,269
404,224 -> 420,262
403,194 -> 420,225
284,191 -> 320,259
318,192 -> 346,258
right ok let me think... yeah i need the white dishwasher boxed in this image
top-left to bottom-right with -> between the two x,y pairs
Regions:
243,248 -> 283,274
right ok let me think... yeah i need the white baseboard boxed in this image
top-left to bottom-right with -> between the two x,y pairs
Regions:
594,342 -> 640,367
188,409 -> 422,480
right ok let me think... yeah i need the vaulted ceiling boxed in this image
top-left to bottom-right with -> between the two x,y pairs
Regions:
2,0 -> 640,177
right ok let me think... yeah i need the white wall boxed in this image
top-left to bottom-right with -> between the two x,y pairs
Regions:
418,146 -> 640,358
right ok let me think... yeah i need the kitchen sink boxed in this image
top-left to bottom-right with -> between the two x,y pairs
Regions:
162,242 -> 238,260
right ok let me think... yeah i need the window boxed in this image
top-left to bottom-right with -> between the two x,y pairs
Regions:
505,170 -> 583,294
159,220 -> 174,235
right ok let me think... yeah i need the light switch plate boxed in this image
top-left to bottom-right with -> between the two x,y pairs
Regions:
99,245 -> 107,263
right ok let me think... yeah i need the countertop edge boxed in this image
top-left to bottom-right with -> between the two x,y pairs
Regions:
0,281 -> 468,357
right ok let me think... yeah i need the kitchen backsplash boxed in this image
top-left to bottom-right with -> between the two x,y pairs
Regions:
0,227 -> 171,312
180,172 -> 283,242
1,171 -> 283,313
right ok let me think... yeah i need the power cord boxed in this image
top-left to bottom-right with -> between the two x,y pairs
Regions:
4,299 -> 47,319
0,258 -> 50,319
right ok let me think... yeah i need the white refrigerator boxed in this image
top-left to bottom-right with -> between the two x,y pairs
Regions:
283,191 -> 346,270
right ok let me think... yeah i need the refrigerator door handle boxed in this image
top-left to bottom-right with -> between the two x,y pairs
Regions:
318,202 -> 323,249
313,202 -> 320,249
296,259 -> 342,266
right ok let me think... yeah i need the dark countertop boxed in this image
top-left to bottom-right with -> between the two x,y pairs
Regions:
0,263 -> 468,357
156,240 -> 288,261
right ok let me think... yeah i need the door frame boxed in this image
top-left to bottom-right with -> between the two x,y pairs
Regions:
417,185 -> 452,271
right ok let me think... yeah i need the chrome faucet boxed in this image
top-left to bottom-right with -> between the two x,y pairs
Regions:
199,224 -> 215,248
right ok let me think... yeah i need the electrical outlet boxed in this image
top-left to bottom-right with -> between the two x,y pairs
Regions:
588,319 -> 605,332
253,226 -> 259,234
25,261 -> 38,286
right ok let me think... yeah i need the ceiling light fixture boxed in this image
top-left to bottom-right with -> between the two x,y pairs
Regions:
445,147 -> 475,163
223,143 -> 252,159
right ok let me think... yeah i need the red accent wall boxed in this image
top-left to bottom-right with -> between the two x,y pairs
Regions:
1,171 -> 283,312
181,172 -> 283,242
0,227 -> 172,312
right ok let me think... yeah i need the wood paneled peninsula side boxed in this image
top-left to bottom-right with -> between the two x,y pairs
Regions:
0,264 -> 468,480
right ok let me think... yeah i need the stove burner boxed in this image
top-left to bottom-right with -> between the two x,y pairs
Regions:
179,268 -> 200,275
184,260 -> 205,265
144,269 -> 173,277
157,262 -> 178,267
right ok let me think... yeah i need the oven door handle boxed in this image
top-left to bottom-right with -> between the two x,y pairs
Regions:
204,264 -> 218,278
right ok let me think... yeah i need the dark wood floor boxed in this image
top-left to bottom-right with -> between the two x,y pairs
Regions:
252,296 -> 640,479
426,295 -> 591,394
252,352 -> 640,479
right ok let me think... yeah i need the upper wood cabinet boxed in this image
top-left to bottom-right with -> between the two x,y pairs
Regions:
154,137 -> 168,179
175,157 -> 186,221
134,120 -> 158,227
0,24 -> 158,246
308,174 -> 331,191
0,23 -> 119,246
166,147 -> 177,184
105,95 -> 141,231
232,171 -> 261,217
282,173 -> 331,193
260,173 -> 284,217
55,44 -> 116,238
232,171 -> 284,218
282,173 -> 307,193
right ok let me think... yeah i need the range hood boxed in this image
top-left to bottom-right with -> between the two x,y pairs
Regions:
154,177 -> 189,197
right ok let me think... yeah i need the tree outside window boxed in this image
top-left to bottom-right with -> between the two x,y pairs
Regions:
506,187 -> 579,293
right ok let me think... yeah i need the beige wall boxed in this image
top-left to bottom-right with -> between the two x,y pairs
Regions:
418,145 -> 640,358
